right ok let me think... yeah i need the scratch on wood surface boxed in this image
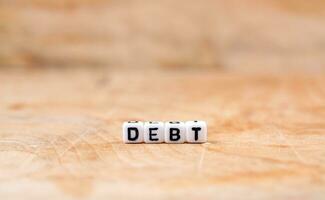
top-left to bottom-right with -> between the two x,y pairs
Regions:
196,145 -> 207,176
0,139 -> 42,168
272,126 -> 307,164
58,127 -> 97,162
18,143 -> 44,171
89,130 -> 142,167
205,145 -> 324,173
57,135 -> 83,164
71,127 -> 106,163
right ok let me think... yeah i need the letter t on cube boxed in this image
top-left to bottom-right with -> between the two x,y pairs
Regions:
186,121 -> 207,143
122,121 -> 144,143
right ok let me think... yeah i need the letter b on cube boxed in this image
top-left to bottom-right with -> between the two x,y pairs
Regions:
122,121 -> 144,143
165,121 -> 186,143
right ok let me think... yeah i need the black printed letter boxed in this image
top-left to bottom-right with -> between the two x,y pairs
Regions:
192,127 -> 201,141
170,128 -> 180,141
127,127 -> 139,141
149,127 -> 159,141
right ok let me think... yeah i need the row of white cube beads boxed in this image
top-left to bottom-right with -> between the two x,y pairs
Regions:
122,121 -> 207,143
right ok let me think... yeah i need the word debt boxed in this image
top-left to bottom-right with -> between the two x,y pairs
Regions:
122,121 -> 207,144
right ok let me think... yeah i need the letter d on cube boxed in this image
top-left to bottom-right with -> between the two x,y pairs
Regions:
122,121 -> 144,143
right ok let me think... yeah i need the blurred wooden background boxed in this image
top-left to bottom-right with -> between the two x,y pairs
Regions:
1,0 -> 325,72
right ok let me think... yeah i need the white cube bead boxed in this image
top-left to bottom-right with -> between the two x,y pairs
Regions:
186,120 -> 207,143
144,121 -> 165,143
164,121 -> 186,143
122,121 -> 144,143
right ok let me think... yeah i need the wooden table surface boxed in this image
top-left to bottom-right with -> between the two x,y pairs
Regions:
0,68 -> 324,200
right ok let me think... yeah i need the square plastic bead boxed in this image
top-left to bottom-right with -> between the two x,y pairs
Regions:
144,121 -> 165,143
122,121 -> 144,143
164,121 -> 186,143
185,120 -> 207,143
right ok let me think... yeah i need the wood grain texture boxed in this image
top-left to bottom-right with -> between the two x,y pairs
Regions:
0,68 -> 324,199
